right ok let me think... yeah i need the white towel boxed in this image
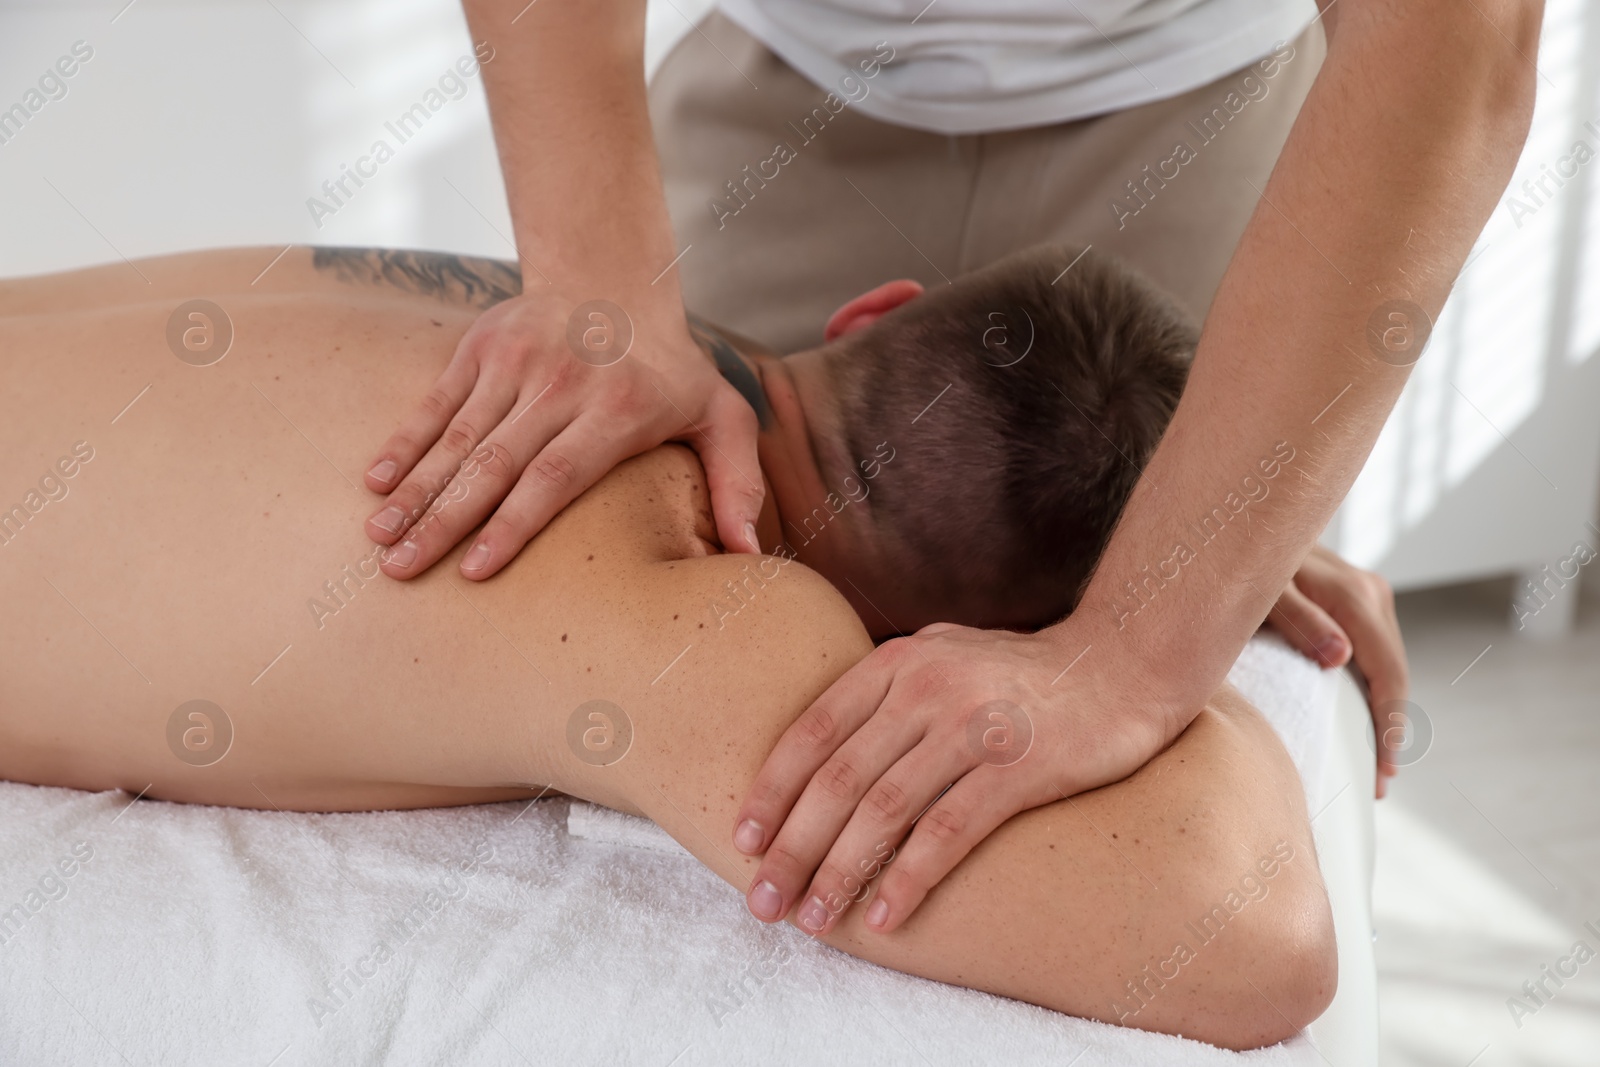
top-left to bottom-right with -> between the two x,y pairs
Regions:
0,633 -> 1336,1066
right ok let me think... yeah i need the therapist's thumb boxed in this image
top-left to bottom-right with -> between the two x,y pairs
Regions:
1268,583 -> 1351,668
693,390 -> 765,554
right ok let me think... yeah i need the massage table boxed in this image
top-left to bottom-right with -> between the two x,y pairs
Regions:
0,634 -> 1376,1065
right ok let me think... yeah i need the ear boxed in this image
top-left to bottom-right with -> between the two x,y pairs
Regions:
823,279 -> 925,342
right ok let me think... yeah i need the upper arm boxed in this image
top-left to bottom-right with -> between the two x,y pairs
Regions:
612,550 -> 1335,1048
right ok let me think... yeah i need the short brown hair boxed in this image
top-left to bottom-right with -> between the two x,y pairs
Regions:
820,244 -> 1196,632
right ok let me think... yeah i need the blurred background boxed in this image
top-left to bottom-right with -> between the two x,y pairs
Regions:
1,1 -> 1597,1062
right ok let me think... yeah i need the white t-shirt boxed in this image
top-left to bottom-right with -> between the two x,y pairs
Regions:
715,0 -> 1320,134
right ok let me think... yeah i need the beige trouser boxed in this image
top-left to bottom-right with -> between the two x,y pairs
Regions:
648,12 -> 1325,353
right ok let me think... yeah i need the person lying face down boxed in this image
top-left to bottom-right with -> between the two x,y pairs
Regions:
0,244 -> 1332,1051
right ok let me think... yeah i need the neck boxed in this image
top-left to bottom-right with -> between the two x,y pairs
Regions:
751,356 -> 833,554
685,316 -> 865,581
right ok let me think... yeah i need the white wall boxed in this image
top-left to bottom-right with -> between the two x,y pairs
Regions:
0,0 -> 709,270
2,0 -> 508,266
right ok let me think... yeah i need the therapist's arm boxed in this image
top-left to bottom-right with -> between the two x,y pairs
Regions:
734,0 -> 1544,936
363,0 -> 765,579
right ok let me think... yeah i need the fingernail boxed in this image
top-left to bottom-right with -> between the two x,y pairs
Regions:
798,895 -> 828,933
1314,636 -> 1346,664
462,541 -> 491,572
371,506 -> 406,535
383,540 -> 418,568
749,880 -> 782,922
368,459 -> 398,485
744,521 -> 760,553
865,899 -> 889,929
734,819 -> 764,854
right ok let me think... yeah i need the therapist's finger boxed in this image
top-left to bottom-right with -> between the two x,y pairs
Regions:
364,356 -> 479,499
750,690 -> 936,928
1342,599 -> 1408,794
367,375 -> 521,550
689,387 -> 764,554
1299,567 -> 1409,794
792,732 -> 975,937
856,767 -> 1021,935
734,640 -> 902,861
1296,566 -> 1407,699
1267,583 -> 1351,667
372,398 -> 526,578
1333,585 -> 1406,710
453,415 -> 643,580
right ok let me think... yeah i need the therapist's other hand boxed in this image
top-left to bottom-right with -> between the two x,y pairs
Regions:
733,621 -> 1167,936
363,289 -> 763,578
1266,544 -> 1408,797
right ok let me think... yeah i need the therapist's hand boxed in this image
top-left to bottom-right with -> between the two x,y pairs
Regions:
1266,544 -> 1409,797
733,618 -> 1170,936
363,288 -> 764,579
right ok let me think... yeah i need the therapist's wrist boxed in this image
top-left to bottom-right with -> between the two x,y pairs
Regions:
514,215 -> 685,304
499,249 -> 690,337
1039,603 -> 1205,750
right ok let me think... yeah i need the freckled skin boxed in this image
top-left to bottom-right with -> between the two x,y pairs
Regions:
0,248 -> 1333,1049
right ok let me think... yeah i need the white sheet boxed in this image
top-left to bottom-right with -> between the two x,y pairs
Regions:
0,634 -> 1347,1066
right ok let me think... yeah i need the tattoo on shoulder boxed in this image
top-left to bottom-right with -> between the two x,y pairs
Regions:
310,248 -> 523,309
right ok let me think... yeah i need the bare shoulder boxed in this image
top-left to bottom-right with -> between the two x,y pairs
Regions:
547,443 -> 868,647
1191,683 -> 1293,760
538,444 -> 721,567
1107,681 -> 1312,842
485,443 -> 871,814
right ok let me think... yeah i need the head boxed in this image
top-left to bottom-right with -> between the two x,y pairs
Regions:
743,244 -> 1196,637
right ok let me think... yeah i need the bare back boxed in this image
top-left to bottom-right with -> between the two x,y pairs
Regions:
0,248 -> 867,814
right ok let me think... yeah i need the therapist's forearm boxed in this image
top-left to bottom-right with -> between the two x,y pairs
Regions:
462,0 -> 679,302
1061,0 -> 1543,738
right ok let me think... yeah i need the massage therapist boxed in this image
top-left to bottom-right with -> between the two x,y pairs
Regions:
358,0 -> 1543,934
